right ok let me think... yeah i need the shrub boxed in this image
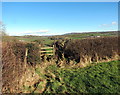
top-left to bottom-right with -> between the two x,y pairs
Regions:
9,41 -> 41,64
12,42 -> 26,62
26,43 -> 41,64
2,42 -> 41,93
12,42 -> 41,64
2,42 -> 25,93
54,40 -> 65,62
55,37 -> 119,64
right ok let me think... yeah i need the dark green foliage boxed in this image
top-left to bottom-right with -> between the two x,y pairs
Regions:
26,43 -> 41,64
43,60 -> 120,94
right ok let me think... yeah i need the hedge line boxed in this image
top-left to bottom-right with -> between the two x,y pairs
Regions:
55,36 -> 119,64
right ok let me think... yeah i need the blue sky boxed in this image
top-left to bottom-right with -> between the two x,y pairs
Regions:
2,2 -> 118,36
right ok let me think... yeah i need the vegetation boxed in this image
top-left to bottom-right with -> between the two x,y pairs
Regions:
2,42 -> 26,93
14,31 -> 118,46
55,36 -> 119,64
1,30 -> 119,93
41,60 -> 120,94
26,43 -> 41,64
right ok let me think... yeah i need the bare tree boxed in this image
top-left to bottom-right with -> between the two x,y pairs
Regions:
0,21 -> 7,36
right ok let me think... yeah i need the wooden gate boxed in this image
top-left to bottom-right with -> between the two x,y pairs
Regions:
40,45 -> 55,56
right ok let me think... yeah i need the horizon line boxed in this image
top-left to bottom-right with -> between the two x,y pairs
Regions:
10,30 -> 118,36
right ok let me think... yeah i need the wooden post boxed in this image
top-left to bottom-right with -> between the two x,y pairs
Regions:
39,44 -> 42,62
53,45 -> 55,58
44,55 -> 47,62
24,48 -> 28,68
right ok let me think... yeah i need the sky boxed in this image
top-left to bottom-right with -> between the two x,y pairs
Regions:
2,0 -> 120,2
2,2 -> 118,36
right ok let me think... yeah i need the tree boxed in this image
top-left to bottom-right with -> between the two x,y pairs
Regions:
0,21 -> 7,36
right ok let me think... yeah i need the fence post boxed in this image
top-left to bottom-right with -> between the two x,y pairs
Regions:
24,48 -> 28,68
53,45 -> 55,57
39,44 -> 42,62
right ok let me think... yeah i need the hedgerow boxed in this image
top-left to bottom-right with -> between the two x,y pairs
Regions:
12,42 -> 26,62
12,42 -> 41,64
2,42 -> 41,93
26,43 -> 41,64
2,42 -> 25,93
55,36 -> 119,64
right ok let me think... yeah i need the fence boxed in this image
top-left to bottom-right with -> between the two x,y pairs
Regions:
24,45 -> 55,64
40,45 -> 55,56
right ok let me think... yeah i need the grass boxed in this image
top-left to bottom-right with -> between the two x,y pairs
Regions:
67,32 -> 117,39
14,31 -> 117,46
14,36 -> 54,46
39,60 -> 120,94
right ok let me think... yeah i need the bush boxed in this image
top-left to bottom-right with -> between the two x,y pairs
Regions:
2,42 -> 25,93
55,37 -> 119,64
2,42 -> 41,93
26,43 -> 41,64
54,40 -> 65,62
64,37 -> 118,63
12,42 -> 26,62
9,41 -> 41,64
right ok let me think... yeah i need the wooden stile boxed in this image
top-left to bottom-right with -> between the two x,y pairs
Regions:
40,46 -> 55,57
40,50 -> 53,53
41,47 -> 53,49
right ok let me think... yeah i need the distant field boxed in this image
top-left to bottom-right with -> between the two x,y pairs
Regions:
14,31 -> 118,46
63,31 -> 117,39
14,36 -> 54,46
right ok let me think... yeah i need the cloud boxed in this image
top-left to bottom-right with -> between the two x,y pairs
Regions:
39,30 -> 49,32
99,24 -> 110,27
112,21 -> 117,25
101,24 -> 108,26
99,21 -> 117,28
23,30 -> 49,35
34,30 -> 49,33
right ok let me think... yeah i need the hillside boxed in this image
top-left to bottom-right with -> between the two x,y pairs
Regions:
14,31 -> 118,46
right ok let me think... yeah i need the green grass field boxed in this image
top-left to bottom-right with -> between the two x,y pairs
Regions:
14,31 -> 117,46
34,60 -> 120,94
14,36 -> 54,46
